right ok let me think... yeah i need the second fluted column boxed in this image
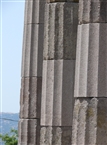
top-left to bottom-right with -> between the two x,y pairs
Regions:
40,1 -> 78,144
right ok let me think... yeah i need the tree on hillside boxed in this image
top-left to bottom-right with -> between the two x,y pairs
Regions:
0,129 -> 18,145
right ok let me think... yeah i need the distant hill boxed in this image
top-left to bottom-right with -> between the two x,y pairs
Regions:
0,112 -> 19,145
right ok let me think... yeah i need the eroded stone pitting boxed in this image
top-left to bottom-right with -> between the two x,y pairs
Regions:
40,126 -> 72,145
20,77 -> 42,119
79,0 -> 107,24
18,119 -> 40,145
43,3 -> 78,60
72,98 -> 107,145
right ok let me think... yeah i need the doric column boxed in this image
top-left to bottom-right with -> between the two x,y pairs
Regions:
40,1 -> 78,144
72,0 -> 107,144
18,0 -> 45,144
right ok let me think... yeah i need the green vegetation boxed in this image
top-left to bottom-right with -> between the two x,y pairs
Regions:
0,129 -> 18,145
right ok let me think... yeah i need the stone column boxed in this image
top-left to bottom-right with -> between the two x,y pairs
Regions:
72,0 -> 107,145
18,0 -> 45,144
40,1 -> 78,145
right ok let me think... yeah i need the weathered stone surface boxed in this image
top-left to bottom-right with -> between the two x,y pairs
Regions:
24,0 -> 45,24
74,23 -> 107,97
41,60 -> 75,126
18,119 -> 40,145
20,77 -> 42,119
43,3 -> 78,60
40,126 -> 72,145
47,0 -> 79,2
21,24 -> 44,77
72,98 -> 107,145
19,0 -> 45,144
79,0 -> 107,24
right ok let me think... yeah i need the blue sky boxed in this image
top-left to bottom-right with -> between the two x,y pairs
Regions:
0,0 -> 25,113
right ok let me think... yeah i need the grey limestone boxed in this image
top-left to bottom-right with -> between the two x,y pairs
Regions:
40,126 -> 72,145
74,23 -> 107,98
43,2 -> 78,60
21,23 -> 44,77
79,0 -> 107,24
18,119 -> 40,145
41,60 -> 75,126
24,0 -> 45,24
72,98 -> 107,145
72,0 -> 107,144
47,0 -> 78,3
20,77 -> 42,119
21,0 -> 45,77
19,0 -> 45,144
41,2 -> 78,128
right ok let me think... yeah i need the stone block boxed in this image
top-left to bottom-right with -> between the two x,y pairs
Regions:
41,60 -> 75,126
43,3 -> 78,60
72,98 -> 107,145
40,126 -> 72,145
24,0 -> 45,24
20,77 -> 42,119
18,119 -> 40,145
21,23 -> 44,77
79,0 -> 107,24
74,23 -> 107,97
47,0 -> 79,2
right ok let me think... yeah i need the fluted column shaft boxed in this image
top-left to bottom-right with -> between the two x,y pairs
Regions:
18,0 -> 45,144
40,1 -> 78,145
72,0 -> 107,144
